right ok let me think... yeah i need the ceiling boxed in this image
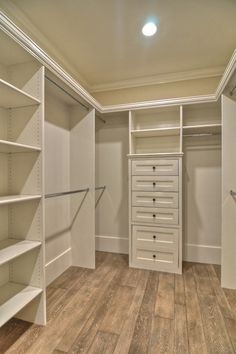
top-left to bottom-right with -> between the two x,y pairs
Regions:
2,0 -> 236,92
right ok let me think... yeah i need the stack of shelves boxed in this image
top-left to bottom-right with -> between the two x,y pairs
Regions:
0,31 -> 46,327
128,106 -> 183,274
129,106 -> 182,156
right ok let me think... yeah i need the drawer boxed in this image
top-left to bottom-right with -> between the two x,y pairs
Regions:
132,247 -> 178,271
132,191 -> 178,209
136,249 -> 175,263
132,159 -> 178,176
133,225 -> 178,250
132,207 -> 178,225
132,176 -> 178,192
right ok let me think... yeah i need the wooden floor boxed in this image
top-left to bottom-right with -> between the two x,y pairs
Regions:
0,252 -> 236,354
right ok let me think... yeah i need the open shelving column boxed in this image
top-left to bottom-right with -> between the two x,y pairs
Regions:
0,30 -> 46,327
128,106 -> 183,274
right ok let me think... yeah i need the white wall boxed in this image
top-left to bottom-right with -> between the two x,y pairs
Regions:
183,138 -> 222,264
95,114 -> 129,254
45,93 -> 71,285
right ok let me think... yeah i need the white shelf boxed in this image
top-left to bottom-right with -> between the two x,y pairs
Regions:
0,195 -> 41,206
0,282 -> 42,327
0,239 -> 41,266
0,79 -> 40,108
183,124 -> 222,136
127,152 -> 184,158
0,140 -> 41,153
131,127 -> 180,138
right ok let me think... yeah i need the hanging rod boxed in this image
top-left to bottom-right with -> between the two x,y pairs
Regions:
95,186 -> 106,207
45,188 -> 89,199
230,85 -> 236,96
45,76 -> 89,111
95,186 -> 106,190
96,115 -> 106,124
183,133 -> 221,138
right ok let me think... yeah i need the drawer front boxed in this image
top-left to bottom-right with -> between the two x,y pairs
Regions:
132,207 -> 178,225
132,159 -> 178,176
133,225 -> 178,249
132,191 -> 178,209
132,176 -> 178,192
136,249 -> 175,263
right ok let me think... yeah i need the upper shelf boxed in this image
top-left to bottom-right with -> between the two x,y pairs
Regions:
0,79 -> 41,108
0,140 -> 41,153
183,124 -> 222,135
0,195 -> 41,206
131,127 -> 180,138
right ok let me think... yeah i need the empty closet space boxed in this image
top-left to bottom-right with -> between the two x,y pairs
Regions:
0,31 -> 45,326
95,112 -> 129,254
182,102 -> 222,264
45,76 -> 95,285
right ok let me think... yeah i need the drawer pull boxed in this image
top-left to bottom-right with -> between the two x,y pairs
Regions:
152,166 -> 156,171
153,254 -> 156,259
153,182 -> 156,187
153,198 -> 156,202
153,214 -> 156,218
153,235 -> 156,240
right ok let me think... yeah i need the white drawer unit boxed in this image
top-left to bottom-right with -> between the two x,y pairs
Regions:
132,159 -> 178,176
132,207 -> 178,225
132,175 -> 179,192
132,191 -> 178,209
129,155 -> 182,274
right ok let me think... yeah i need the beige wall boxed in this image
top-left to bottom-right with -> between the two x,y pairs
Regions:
92,77 -> 220,106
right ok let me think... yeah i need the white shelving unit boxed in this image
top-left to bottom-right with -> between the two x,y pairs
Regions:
128,106 -> 183,274
0,30 -> 46,327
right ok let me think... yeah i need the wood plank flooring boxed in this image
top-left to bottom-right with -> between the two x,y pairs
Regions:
0,252 -> 236,354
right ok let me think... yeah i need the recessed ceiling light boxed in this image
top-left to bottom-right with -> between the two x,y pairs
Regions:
142,22 -> 157,37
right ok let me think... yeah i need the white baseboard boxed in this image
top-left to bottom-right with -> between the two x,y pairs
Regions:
184,243 -> 221,264
95,235 -> 128,254
45,248 -> 72,286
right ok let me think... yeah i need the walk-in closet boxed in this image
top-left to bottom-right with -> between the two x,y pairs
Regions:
0,2 -> 236,353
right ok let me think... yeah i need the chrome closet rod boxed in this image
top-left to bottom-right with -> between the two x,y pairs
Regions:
45,76 -> 89,111
45,188 -> 89,199
45,76 -> 106,124
230,85 -> 236,96
183,133 -> 220,137
95,186 -> 106,190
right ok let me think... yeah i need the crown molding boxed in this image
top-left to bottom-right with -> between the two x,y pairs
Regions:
90,67 -> 224,93
101,94 -> 217,113
215,49 -> 236,100
0,10 -> 103,112
0,10 -> 235,114
0,1 -> 90,90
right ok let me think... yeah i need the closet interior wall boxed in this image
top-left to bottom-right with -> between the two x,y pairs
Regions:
45,76 -> 95,285
95,113 -> 129,254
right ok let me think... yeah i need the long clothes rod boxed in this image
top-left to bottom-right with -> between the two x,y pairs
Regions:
45,76 -> 106,124
45,188 -> 89,199
95,186 -> 106,190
